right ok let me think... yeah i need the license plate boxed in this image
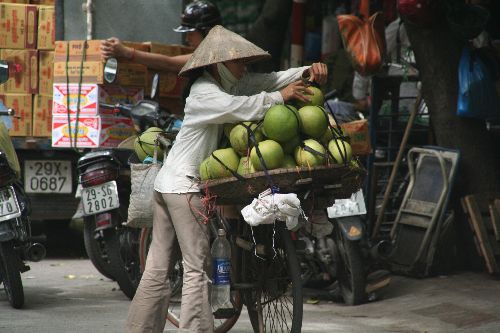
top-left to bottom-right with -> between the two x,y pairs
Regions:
24,160 -> 72,194
0,187 -> 21,222
81,181 -> 120,215
327,189 -> 367,218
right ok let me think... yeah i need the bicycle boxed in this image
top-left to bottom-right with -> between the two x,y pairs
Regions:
138,206 -> 303,333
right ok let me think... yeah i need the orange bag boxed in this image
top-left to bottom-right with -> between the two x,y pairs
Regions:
337,0 -> 386,76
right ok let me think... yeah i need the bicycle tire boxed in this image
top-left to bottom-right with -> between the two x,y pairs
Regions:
241,221 -> 303,333
334,223 -> 366,305
0,241 -> 24,309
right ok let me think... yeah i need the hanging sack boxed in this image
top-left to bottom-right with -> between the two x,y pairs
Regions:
337,0 -> 386,76
457,47 -> 498,120
397,0 -> 437,28
126,141 -> 162,228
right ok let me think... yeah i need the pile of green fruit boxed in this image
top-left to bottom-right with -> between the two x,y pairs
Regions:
200,87 -> 353,181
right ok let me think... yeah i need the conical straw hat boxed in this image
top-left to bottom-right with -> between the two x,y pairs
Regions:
179,25 -> 271,76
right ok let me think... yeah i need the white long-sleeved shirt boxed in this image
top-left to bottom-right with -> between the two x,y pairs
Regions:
154,66 -> 308,194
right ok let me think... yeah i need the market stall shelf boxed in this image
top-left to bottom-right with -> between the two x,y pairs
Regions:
201,164 -> 366,205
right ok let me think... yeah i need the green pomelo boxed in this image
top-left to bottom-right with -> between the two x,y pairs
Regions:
298,106 -> 328,139
199,157 -> 211,181
320,127 -> 346,144
281,136 -> 302,154
134,128 -> 166,161
223,123 -> 236,138
250,140 -> 285,171
237,156 -> 256,175
263,105 -> 300,142
294,139 -> 326,167
229,122 -> 264,156
328,139 -> 353,164
282,155 -> 297,168
133,137 -> 148,162
297,86 -> 325,107
207,148 -> 240,179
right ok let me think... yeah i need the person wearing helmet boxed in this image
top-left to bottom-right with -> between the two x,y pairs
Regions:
100,0 -> 221,72
124,25 -> 327,333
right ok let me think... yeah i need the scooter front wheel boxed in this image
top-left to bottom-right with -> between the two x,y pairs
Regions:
334,220 -> 366,305
0,241 -> 24,308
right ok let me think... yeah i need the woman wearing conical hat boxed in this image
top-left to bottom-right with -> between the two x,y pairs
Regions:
125,25 -> 327,333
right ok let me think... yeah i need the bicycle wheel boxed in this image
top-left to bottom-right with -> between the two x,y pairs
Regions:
139,227 -> 183,297
241,221 -> 303,333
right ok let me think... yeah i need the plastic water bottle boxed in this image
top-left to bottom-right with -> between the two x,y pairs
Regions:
211,228 -> 232,312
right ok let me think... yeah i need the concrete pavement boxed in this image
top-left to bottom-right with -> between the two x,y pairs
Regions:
0,259 -> 499,332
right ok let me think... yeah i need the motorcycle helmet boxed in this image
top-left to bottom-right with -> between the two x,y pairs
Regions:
173,0 -> 222,33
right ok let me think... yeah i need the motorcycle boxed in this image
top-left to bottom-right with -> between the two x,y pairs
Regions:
0,60 -> 46,308
75,61 -> 179,299
298,190 -> 369,305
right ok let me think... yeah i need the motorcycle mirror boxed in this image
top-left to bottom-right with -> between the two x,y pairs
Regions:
103,57 -> 118,83
151,73 -> 159,99
0,60 -> 10,85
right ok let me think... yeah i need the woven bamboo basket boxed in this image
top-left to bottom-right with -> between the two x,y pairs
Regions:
201,164 -> 365,205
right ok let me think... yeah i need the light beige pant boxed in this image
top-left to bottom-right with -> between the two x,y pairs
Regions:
125,191 -> 213,333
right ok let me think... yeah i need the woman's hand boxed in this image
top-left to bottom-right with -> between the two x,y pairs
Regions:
100,37 -> 132,60
280,80 -> 313,103
307,62 -> 328,86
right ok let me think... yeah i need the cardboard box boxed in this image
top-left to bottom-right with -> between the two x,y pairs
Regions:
38,50 -> 53,95
0,94 -> 32,136
147,71 -> 187,98
0,49 -> 38,94
51,115 -> 135,148
143,42 -> 191,97
54,40 -> 102,62
55,40 -> 151,62
0,3 -> 37,49
99,116 -> 136,148
144,42 -> 193,56
52,83 -> 144,116
30,0 -> 55,4
32,94 -> 51,137
37,5 -> 55,50
53,60 -> 147,86
52,116 -> 101,147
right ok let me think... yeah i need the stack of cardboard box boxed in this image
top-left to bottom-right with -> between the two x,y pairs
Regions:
51,40 -> 149,148
0,0 -> 190,147
0,1 -> 52,136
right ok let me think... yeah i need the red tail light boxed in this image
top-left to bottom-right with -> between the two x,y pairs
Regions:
96,212 -> 113,229
80,168 -> 119,187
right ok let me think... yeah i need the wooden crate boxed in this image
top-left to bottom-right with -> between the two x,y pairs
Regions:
461,193 -> 500,274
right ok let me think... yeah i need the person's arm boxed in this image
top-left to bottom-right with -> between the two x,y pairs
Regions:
234,63 -> 328,95
182,88 -> 282,127
100,38 -> 191,72
183,77 -> 314,127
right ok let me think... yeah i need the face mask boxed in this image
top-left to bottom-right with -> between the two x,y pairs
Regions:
217,63 -> 238,92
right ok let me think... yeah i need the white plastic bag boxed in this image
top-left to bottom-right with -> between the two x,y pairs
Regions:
240,193 -> 305,230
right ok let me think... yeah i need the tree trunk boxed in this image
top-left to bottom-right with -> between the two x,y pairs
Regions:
406,21 -> 500,269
